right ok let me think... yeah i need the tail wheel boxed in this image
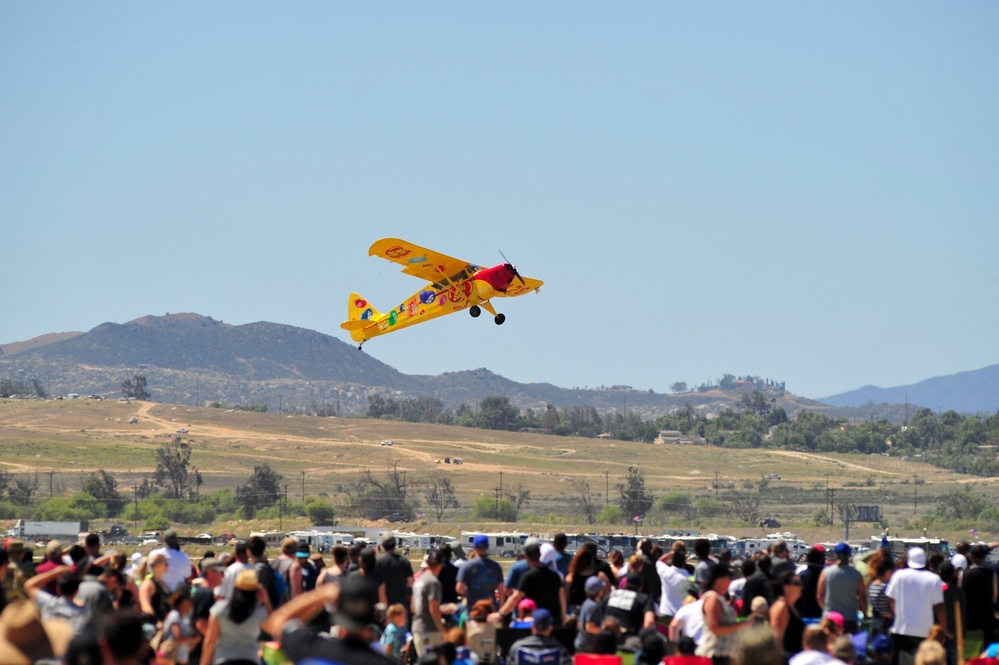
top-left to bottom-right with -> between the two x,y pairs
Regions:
469,305 -> 481,318
494,313 -> 506,325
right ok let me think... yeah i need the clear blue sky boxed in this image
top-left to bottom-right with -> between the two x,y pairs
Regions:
3,3 -> 997,400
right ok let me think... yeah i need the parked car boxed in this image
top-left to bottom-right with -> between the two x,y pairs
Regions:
384,512 -> 407,522
380,440 -> 394,446
758,517 -> 782,528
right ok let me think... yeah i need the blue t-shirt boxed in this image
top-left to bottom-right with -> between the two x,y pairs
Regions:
380,622 -> 408,664
574,598 -> 604,652
457,556 -> 504,608
505,559 -> 531,591
554,552 -> 572,578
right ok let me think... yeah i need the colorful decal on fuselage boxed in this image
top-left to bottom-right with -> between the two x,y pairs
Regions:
360,308 -> 374,320
419,290 -> 436,305
354,298 -> 367,309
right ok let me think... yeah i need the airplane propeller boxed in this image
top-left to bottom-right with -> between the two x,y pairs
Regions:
498,249 -> 526,286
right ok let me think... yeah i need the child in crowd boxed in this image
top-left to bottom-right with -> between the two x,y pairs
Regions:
511,598 -> 536,629
381,603 -> 410,664
161,587 -> 199,665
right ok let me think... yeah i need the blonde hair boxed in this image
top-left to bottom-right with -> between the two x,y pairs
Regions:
148,552 -> 168,568
628,554 -> 644,571
282,537 -> 299,555
386,603 -> 406,620
915,639 -> 946,665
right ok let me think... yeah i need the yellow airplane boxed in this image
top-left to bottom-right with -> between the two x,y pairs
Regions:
341,238 -> 543,349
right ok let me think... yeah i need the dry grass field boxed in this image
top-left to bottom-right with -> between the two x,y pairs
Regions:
2,398 -> 996,544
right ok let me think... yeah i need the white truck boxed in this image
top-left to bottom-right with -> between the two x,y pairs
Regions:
6,520 -> 89,542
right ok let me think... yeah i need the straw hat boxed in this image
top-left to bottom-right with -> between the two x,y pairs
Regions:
0,600 -> 74,665
235,569 -> 260,592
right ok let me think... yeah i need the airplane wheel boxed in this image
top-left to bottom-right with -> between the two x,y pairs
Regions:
494,313 -> 506,325
469,305 -> 481,318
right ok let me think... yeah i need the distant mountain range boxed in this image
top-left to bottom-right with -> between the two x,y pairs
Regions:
820,364 -> 999,414
0,313 -> 994,419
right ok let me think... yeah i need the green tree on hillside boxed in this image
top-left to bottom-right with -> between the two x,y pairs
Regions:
235,463 -> 283,518
618,466 -> 653,522
121,374 -> 150,400
154,437 -> 192,499
82,469 -> 126,517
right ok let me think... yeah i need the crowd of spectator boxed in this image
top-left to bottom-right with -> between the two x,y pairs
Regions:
0,530 -> 994,665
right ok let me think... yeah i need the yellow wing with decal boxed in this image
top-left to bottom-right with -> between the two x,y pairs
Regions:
368,238 -> 482,289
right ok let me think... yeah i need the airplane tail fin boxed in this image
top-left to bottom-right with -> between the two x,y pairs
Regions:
341,293 -> 381,341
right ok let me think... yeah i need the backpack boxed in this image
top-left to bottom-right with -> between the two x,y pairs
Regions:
270,556 -> 294,604
301,561 -> 318,593
255,561 -> 286,609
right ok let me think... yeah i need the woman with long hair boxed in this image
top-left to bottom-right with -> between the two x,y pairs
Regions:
768,570 -> 804,664
139,552 -> 171,626
566,546 -> 597,614
866,549 -> 895,639
697,565 -> 757,665
200,569 -> 270,665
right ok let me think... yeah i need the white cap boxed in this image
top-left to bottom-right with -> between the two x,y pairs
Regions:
907,547 -> 927,569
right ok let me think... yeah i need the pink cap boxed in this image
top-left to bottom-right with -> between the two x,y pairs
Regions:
827,611 -> 844,628
517,598 -> 537,612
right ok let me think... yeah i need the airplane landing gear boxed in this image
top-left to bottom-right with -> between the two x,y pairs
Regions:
494,313 -> 506,325
469,305 -> 481,318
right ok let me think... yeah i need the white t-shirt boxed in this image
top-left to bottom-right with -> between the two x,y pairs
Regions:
789,650 -> 848,665
150,546 -> 194,592
885,567 -> 944,638
728,577 -> 747,601
672,598 -> 705,644
219,560 -> 253,600
656,561 -> 690,616
951,553 -> 969,574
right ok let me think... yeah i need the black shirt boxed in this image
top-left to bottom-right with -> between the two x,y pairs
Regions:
602,588 -> 653,636
741,571 -> 772,617
282,622 -> 394,665
963,566 -> 996,633
518,566 -> 564,627
438,560 -> 459,605
188,584 -> 216,665
375,551 -> 414,607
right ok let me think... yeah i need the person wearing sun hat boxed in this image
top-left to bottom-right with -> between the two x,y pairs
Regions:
884,547 -> 946,662
201,568 -> 270,665
0,598 -> 74,665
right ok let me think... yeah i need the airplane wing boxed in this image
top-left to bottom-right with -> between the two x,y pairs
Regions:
368,238 -> 482,289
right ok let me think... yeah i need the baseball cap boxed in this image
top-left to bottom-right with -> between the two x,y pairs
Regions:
539,543 -> 558,567
585,576 -> 606,596
473,535 -> 489,550
297,542 -> 311,558
517,598 -> 537,613
872,634 -> 893,655
834,542 -> 852,557
130,552 -> 143,566
532,608 -> 553,631
907,547 -> 927,569
335,575 -> 378,630
827,611 -> 844,629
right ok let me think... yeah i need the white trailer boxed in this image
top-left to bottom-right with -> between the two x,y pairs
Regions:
7,520 -> 89,542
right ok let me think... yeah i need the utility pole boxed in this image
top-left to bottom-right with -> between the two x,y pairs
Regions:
47,471 -> 55,497
914,475 -> 918,514
604,471 -> 610,508
829,489 -> 835,527
715,471 -> 719,500
301,470 -> 306,503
